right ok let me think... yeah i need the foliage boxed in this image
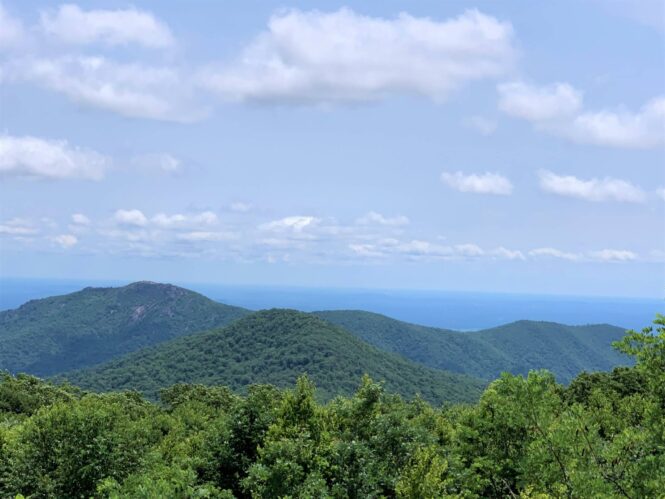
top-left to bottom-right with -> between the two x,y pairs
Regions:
0,281 -> 250,376
62,309 -> 485,405
316,310 -> 632,383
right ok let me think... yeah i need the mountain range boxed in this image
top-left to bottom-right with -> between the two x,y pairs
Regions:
0,281 -> 632,404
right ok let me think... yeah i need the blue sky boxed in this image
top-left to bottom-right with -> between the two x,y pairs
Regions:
0,0 -> 663,297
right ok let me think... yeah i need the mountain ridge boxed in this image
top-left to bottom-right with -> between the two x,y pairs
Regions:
315,309 -> 631,383
59,308 -> 486,405
0,282 -> 633,393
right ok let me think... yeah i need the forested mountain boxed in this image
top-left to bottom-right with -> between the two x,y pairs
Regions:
0,282 -> 632,388
0,281 -> 250,376
316,310 -> 630,382
60,309 -> 485,404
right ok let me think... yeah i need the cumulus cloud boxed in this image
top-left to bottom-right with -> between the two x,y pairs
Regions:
529,247 -> 637,262
539,170 -> 646,203
498,81 -> 582,121
0,135 -> 109,180
260,216 -> 320,233
356,211 -> 409,226
529,247 -> 580,261
441,171 -> 513,195
6,56 -> 202,122
568,97 -> 665,148
52,233 -> 78,248
112,209 -> 220,232
199,8 -> 516,104
114,209 -> 148,227
491,246 -> 525,260
498,81 -> 665,149
39,4 -> 174,48
0,3 -> 25,50
152,211 -> 218,228
588,249 -> 637,262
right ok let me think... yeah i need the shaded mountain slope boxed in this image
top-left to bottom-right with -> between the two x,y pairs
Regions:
0,281 -> 250,376
61,309 -> 485,405
475,320 -> 630,381
315,310 -> 630,383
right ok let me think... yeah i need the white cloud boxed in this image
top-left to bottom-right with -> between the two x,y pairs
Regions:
588,249 -> 637,262
539,170 -> 646,203
71,213 -> 91,226
657,187 -> 665,201
0,3 -> 25,50
395,239 -> 453,258
441,171 -> 513,195
260,216 -> 320,233
176,231 -> 236,242
529,247 -> 638,262
353,239 -> 525,262
349,243 -> 386,258
454,243 -> 485,257
39,4 -> 174,48
199,8 -> 515,104
151,211 -> 218,229
114,209 -> 148,227
464,116 -> 498,135
568,97 -> 665,148
52,234 -> 78,248
0,135 -> 108,180
356,211 -> 409,226
0,218 -> 38,236
491,246 -> 525,260
529,247 -> 580,261
498,80 -> 664,149
498,81 -> 582,121
132,153 -> 181,173
7,56 -> 202,122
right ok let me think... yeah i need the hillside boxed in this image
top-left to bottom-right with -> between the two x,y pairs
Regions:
60,309 -> 485,404
315,311 -> 631,383
0,281 -> 250,376
475,320 -> 631,381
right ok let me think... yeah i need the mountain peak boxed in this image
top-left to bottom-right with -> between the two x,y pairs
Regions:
0,283 -> 250,376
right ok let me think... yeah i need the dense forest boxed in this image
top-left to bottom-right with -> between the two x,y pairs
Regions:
315,311 -> 629,382
0,316 -> 663,498
59,309 -> 484,404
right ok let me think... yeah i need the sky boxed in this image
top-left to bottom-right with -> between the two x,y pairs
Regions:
0,0 -> 664,298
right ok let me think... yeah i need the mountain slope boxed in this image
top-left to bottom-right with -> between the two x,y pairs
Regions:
0,281 -> 250,376
475,320 -> 630,381
315,311 -> 630,383
61,309 -> 486,405
314,310 -> 513,379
